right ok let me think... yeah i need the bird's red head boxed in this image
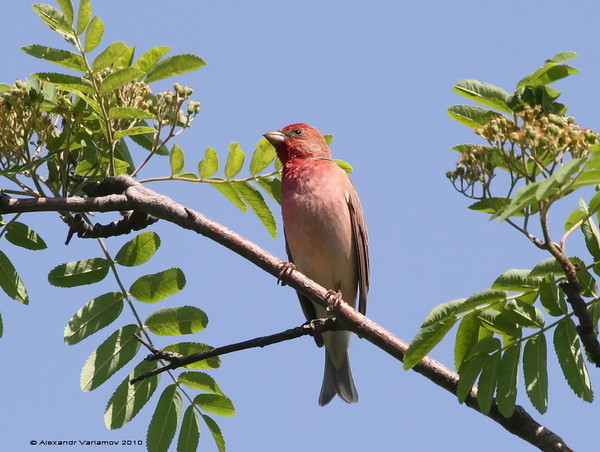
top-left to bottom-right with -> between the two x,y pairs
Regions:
263,123 -> 331,164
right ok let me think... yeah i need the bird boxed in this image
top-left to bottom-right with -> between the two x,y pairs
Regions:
263,123 -> 369,406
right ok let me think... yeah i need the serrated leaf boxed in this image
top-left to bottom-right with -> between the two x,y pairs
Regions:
477,352 -> 501,414
554,319 -> 593,402
145,54 -> 206,83
523,335 -> 548,414
504,299 -> 545,328
112,45 -> 135,69
163,342 -> 221,370
64,292 -> 124,345
129,268 -> 186,303
101,67 -> 143,94
224,142 -> 245,179
477,310 -> 521,338
109,107 -> 155,120
80,324 -> 141,391
83,16 -> 104,52
76,0 -> 91,35
202,415 -> 225,452
57,0 -> 74,24
105,360 -> 159,429
249,138 -> 277,175
113,126 -> 158,140
92,41 -> 128,71
517,62 -> 580,90
456,353 -> 488,403
147,385 -> 182,452
170,144 -> 185,176
492,269 -> 541,291
453,79 -> 512,113
447,105 -> 500,129
422,291 -> 506,329
134,46 -> 172,73
5,222 -> 47,250
145,306 -> 208,336
198,147 -> 219,179
0,250 -> 28,304
32,4 -> 73,36
404,317 -> 457,370
255,176 -> 282,204
31,72 -> 94,94
178,372 -> 223,394
177,405 -> 200,452
581,217 -> 600,263
21,45 -> 86,72
539,276 -> 567,316
528,257 -> 563,277
455,313 -> 492,370
210,181 -> 246,212
115,231 -> 160,267
48,258 -> 110,287
496,345 -> 521,417
234,182 -> 278,238
468,198 -> 517,215
576,263 -> 597,297
193,394 -> 235,417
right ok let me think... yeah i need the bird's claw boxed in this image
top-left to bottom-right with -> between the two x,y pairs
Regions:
277,261 -> 296,286
325,290 -> 343,313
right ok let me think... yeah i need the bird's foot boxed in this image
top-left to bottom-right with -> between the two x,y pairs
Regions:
277,261 -> 296,286
325,290 -> 343,313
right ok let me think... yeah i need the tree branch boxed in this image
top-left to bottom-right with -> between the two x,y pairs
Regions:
0,176 -> 573,451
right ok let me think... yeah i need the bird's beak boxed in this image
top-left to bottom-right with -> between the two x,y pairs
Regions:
263,130 -> 285,146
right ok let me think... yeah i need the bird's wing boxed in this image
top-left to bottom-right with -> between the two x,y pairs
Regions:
347,188 -> 370,315
285,234 -> 324,347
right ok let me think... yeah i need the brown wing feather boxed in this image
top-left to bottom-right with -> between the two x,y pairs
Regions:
285,234 -> 324,347
347,189 -> 370,315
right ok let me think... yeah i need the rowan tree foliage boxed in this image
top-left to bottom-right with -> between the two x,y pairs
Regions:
1,2 -> 599,452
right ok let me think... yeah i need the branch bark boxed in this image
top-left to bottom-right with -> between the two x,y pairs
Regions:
0,176 -> 573,451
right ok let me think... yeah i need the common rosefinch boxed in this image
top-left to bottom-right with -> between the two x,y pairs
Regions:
264,123 -> 369,406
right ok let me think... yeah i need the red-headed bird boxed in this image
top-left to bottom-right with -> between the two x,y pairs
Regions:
263,123 -> 369,406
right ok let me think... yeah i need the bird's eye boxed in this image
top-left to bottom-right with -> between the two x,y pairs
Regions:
292,129 -> 302,136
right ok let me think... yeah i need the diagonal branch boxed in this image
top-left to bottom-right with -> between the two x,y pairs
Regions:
0,176 -> 573,451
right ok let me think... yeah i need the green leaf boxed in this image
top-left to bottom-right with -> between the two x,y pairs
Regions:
539,276 -> 567,316
163,342 -> 221,370
80,324 -> 141,391
170,144 -> 185,176
134,46 -> 172,73
193,394 -> 235,417
145,54 -> 206,83
5,222 -> 47,250
493,181 -> 541,221
553,319 -> 593,402
255,176 -> 282,204
423,290 -> 507,328
234,182 -> 278,238
547,51 -> 579,64
224,142 -> 245,179
83,16 -> 104,52
113,126 -> 158,140
92,41 -> 128,71
56,0 -> 74,24
477,352 -> 501,414
496,345 -> 521,417
456,352 -> 489,403
199,147 -> 219,179
178,372 -> 223,394
64,292 -> 124,345
565,208 -> 588,231
105,360 -> 159,429
76,0 -> 92,35
177,406 -> 200,452
147,385 -> 182,452
454,313 -> 493,370
145,306 -> 208,336
31,72 -> 94,94
528,257 -> 563,277
21,45 -> 86,72
334,159 -> 354,174
581,216 -> 600,263
112,45 -> 135,69
492,269 -> 541,291
534,158 -> 584,201
403,317 -> 457,370
210,181 -> 247,212
250,138 -> 277,176
129,268 -> 186,303
517,53 -> 580,89
115,231 -> 161,267
48,258 -> 110,287
202,415 -> 225,452
477,309 -> 521,338
447,105 -> 500,129
523,334 -> 548,414
504,299 -> 545,328
575,260 -> 597,297
468,198 -> 517,215
32,3 -> 73,36
109,107 -> 155,120
0,250 -> 28,304
453,79 -> 512,113
101,67 -> 144,94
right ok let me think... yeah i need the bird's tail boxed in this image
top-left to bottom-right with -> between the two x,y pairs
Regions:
318,349 -> 358,406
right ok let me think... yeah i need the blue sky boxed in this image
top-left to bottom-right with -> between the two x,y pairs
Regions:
2,1 -> 600,451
